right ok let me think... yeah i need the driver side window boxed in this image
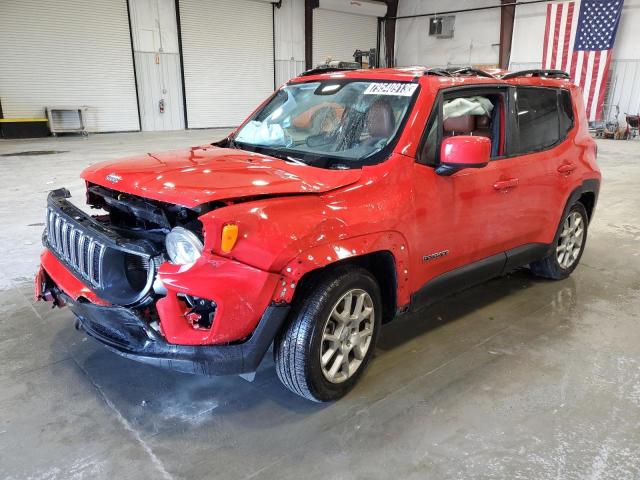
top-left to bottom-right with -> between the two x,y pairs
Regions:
418,90 -> 505,167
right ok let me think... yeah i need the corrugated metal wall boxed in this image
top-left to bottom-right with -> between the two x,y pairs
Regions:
179,0 -> 275,128
313,9 -> 378,67
274,0 -> 306,86
607,60 -> 640,117
0,0 -> 139,132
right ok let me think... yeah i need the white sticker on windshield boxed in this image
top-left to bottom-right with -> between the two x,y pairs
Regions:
363,83 -> 418,96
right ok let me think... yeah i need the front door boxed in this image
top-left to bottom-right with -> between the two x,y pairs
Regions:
408,87 -> 518,303
129,0 -> 185,131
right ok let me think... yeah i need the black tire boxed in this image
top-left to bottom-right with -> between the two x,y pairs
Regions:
530,202 -> 589,280
274,266 -> 382,402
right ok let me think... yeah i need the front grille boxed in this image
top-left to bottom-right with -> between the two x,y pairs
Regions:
46,208 -> 105,287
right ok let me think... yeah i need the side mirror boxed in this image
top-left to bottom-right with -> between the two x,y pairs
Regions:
435,136 -> 491,176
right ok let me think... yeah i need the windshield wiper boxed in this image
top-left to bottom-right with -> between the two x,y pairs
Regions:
254,145 -> 309,165
284,155 -> 307,166
234,141 -> 310,166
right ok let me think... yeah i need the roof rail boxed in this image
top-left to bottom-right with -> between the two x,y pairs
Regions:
423,68 -> 453,77
447,67 -> 495,78
500,69 -> 570,80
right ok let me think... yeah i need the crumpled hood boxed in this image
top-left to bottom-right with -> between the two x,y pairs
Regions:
81,146 -> 362,208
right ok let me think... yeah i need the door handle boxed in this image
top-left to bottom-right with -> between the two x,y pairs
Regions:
557,163 -> 577,174
493,178 -> 519,191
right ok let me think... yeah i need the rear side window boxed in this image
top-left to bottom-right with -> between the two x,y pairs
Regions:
558,89 -> 574,137
515,87 -> 560,153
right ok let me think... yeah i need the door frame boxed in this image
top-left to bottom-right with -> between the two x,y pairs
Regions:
408,83 -> 517,308
416,84 -> 516,167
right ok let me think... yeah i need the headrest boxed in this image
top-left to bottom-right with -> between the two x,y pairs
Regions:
443,115 -> 475,134
476,115 -> 490,128
365,100 -> 396,138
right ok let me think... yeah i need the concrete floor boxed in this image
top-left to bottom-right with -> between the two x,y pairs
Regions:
1,131 -> 639,480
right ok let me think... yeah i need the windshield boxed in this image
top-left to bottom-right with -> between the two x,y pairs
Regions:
233,80 -> 418,169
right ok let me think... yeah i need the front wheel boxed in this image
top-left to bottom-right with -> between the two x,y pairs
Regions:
530,202 -> 589,280
274,266 -> 381,402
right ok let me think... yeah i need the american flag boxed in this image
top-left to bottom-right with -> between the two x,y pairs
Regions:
542,0 -> 624,121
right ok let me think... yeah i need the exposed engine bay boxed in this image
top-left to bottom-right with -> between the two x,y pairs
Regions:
86,184 -> 207,244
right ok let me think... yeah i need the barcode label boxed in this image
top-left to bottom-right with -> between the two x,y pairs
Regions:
363,83 -> 418,96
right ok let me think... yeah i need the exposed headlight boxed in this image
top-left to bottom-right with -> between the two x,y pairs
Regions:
165,227 -> 203,265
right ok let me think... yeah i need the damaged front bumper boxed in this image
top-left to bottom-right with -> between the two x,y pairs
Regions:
36,189 -> 290,375
37,255 -> 289,375
62,292 -> 289,375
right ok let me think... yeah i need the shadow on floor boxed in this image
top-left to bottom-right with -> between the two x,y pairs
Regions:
55,267 -> 576,432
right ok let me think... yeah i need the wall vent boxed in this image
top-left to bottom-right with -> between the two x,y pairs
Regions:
429,16 -> 455,39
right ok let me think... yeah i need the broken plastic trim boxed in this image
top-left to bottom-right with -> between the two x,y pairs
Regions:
422,68 -> 453,77
299,65 -> 359,77
500,69 -> 570,80
447,67 -> 495,79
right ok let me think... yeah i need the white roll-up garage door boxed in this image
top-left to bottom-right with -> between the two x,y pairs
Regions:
179,0 -> 275,128
312,9 -> 379,67
0,0 -> 139,132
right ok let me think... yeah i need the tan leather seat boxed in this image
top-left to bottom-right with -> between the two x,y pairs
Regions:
364,100 -> 396,142
443,115 -> 475,136
473,115 -> 492,138
444,114 -> 492,139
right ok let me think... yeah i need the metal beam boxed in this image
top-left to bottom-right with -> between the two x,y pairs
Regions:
304,0 -> 318,69
499,0 -> 517,69
383,0 -> 398,67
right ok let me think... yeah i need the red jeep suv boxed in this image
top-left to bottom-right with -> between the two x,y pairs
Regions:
36,67 -> 600,402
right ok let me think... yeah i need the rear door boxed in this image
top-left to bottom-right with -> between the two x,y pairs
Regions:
506,86 -> 574,250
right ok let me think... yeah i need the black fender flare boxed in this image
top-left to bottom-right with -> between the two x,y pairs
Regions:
547,178 -> 600,254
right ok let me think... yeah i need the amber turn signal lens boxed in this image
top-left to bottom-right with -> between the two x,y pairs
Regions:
220,223 -> 239,253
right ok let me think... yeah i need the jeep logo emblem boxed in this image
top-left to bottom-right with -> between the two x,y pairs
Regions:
105,173 -> 122,183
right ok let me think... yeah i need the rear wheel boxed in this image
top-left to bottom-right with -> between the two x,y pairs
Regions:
274,266 -> 381,402
530,202 -> 589,280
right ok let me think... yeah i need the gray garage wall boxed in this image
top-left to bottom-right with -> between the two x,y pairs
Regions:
395,0 -> 501,68
0,0 -> 140,132
511,0 -> 640,121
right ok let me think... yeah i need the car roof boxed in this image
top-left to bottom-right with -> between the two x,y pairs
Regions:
289,66 -> 574,90
289,66 -> 424,83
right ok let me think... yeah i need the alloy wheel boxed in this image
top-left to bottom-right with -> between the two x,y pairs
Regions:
320,288 -> 375,384
556,211 -> 585,269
